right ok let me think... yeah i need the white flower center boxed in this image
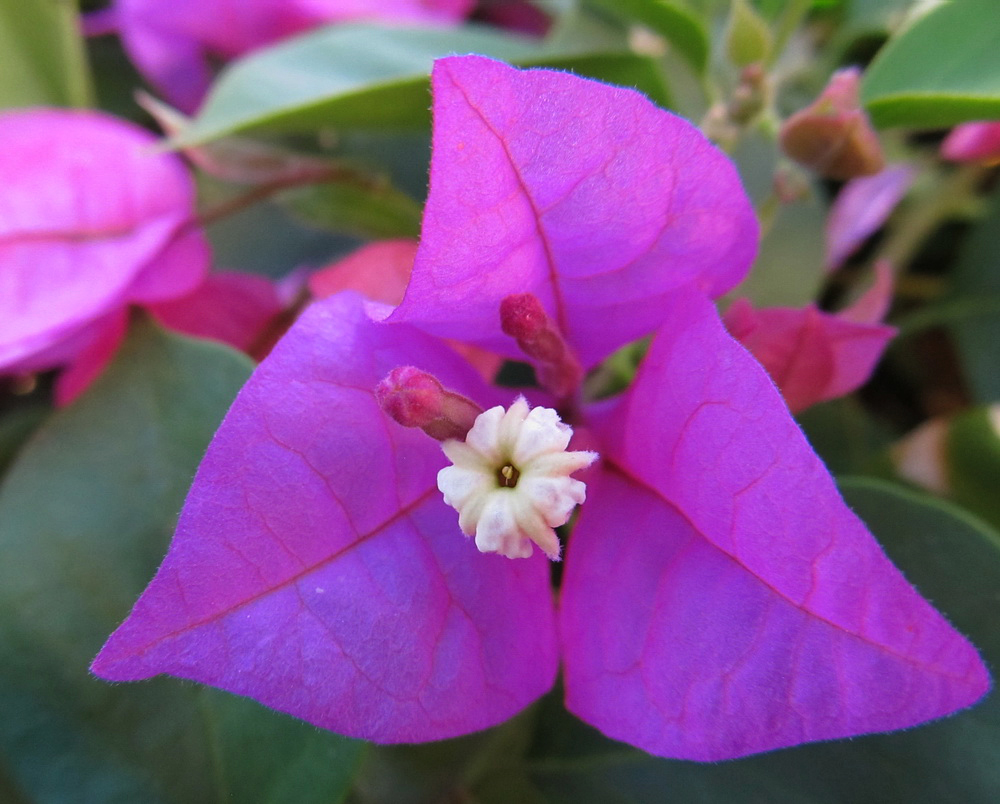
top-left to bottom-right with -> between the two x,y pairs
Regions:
437,397 -> 597,560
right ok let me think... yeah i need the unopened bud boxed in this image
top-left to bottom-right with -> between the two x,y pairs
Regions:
375,366 -> 482,441
779,68 -> 885,180
727,63 -> 768,125
725,0 -> 772,69
941,121 -> 1000,164
772,164 -> 812,204
500,294 -> 582,399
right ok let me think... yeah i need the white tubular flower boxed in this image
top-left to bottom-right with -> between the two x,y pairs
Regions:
437,397 -> 598,560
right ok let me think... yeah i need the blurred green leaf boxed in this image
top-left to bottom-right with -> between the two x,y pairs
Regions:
0,404 -> 48,477
0,0 -> 92,108
796,396 -> 894,476
86,32 -> 148,123
740,193 -> 826,306
517,479 -> 1000,803
205,199 -> 357,279
282,179 -> 423,240
839,0 -> 912,37
725,0 -> 773,68
351,710 -> 536,804
544,3 -> 634,53
949,183 -> 1000,403
946,406 -> 1000,535
586,0 -> 710,73
538,52 -> 670,108
862,0 -> 1000,127
174,24 -> 670,146
0,320 -> 364,803
728,131 -> 826,308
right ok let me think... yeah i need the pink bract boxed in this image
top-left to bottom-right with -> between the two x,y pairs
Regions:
941,121 -> 1000,163
308,240 -> 418,307
111,0 -> 474,111
149,270 -> 285,355
0,109 -> 207,378
92,58 -> 989,761
725,263 -> 896,413
93,291 -> 559,741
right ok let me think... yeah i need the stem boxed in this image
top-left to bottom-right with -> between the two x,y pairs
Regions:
768,0 -> 811,68
894,295 -> 1000,338
873,164 -> 984,269
192,165 -> 381,229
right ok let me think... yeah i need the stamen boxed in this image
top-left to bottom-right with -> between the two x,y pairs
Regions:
500,294 -> 583,399
498,464 -> 519,487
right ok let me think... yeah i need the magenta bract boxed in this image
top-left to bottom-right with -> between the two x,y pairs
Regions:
390,56 -> 759,368
92,57 -> 989,761
0,109 -> 207,380
93,291 -> 559,741
564,288 -> 983,760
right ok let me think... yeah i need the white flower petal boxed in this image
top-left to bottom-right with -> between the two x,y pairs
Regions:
436,399 -> 597,560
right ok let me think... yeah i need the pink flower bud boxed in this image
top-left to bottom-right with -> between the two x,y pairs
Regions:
779,68 -> 885,180
500,293 -> 582,398
375,365 -> 482,441
941,121 -> 1000,164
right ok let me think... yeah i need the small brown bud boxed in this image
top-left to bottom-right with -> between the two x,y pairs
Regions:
779,68 -> 885,180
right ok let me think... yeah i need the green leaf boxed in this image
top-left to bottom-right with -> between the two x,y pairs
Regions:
862,0 -> 1000,127
946,406 -> 1000,535
0,0 -> 93,108
728,132 -> 826,307
282,179 -> 423,240
0,320 -> 364,803
205,199 -> 356,280
0,403 -> 48,477
796,396 -> 894,476
948,183 -> 1000,403
520,479 -> 1000,803
535,52 -> 670,109
351,710 -> 536,804
173,24 -> 670,147
725,0 -> 773,68
585,0 -> 710,73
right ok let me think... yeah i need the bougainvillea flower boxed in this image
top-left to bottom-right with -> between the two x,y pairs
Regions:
941,121 -> 1000,164
724,262 -> 896,413
0,109 -> 207,383
103,0 -> 474,111
779,67 -> 885,180
825,165 -> 915,272
93,57 -> 988,762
